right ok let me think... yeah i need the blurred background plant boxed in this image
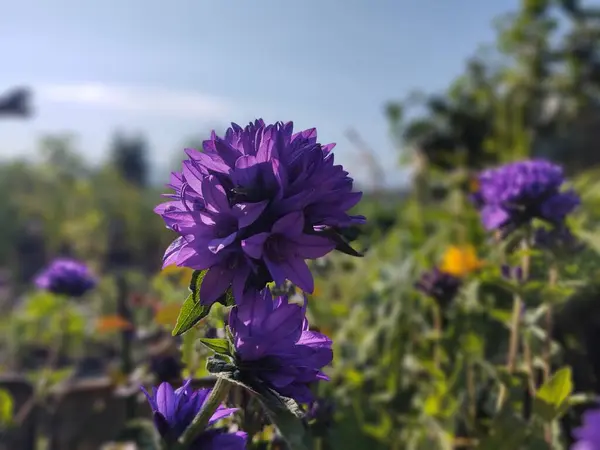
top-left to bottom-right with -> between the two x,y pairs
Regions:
6,0 -> 600,449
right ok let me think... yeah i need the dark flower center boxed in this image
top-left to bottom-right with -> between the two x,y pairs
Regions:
264,234 -> 289,263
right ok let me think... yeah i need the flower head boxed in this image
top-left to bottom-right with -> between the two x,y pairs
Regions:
501,265 -> 525,283
534,225 -> 583,254
156,120 -> 364,305
141,379 -> 246,449
472,159 -> 579,234
34,258 -> 97,297
306,397 -> 335,435
439,245 -> 484,277
229,289 -> 333,404
415,267 -> 461,309
572,407 -> 600,450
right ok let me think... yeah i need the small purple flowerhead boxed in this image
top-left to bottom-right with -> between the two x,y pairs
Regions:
306,397 -> 335,436
415,267 -> 461,309
571,407 -> 600,450
156,120 -> 365,306
501,265 -> 525,283
229,289 -> 333,404
34,258 -> 97,298
141,379 -> 246,449
472,159 -> 580,235
534,225 -> 584,255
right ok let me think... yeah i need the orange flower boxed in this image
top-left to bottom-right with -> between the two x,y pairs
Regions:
469,177 -> 480,193
96,315 -> 134,333
440,245 -> 484,277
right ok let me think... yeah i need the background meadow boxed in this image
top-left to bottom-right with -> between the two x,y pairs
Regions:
4,0 -> 600,449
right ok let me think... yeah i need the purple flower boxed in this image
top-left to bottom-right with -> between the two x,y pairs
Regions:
501,265 -> 525,283
572,407 -> 600,450
141,379 -> 246,449
156,120 -> 364,305
229,289 -> 333,404
34,258 -> 97,298
534,225 -> 583,254
415,267 -> 461,308
306,397 -> 335,434
472,160 -> 579,234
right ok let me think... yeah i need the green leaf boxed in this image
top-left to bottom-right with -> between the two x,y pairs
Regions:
172,270 -> 235,336
476,413 -> 528,450
198,338 -> 231,356
533,366 -> 573,422
172,291 -> 210,337
0,389 -> 13,426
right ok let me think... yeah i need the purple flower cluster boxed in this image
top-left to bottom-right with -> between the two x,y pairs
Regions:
156,120 -> 364,305
415,267 -> 461,308
501,265 -> 525,283
142,379 -> 246,449
471,159 -> 579,234
572,407 -> 600,450
534,225 -> 583,254
229,289 -> 333,404
34,258 -> 97,298
150,120 -> 361,446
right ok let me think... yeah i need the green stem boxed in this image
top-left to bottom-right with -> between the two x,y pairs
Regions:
176,377 -> 231,448
497,237 -> 531,411
497,292 -> 523,410
543,265 -> 558,446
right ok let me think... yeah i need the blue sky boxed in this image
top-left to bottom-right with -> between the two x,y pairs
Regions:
0,0 -> 520,187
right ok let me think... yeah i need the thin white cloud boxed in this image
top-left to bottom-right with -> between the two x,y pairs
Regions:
36,82 -> 233,120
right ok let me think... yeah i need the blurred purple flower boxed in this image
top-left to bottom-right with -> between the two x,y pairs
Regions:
34,258 -> 97,298
306,397 -> 335,434
141,379 -> 246,449
229,289 -> 333,404
415,267 -> 461,308
156,120 -> 364,305
501,265 -> 525,283
572,407 -> 600,450
534,225 -> 583,254
472,160 -> 579,235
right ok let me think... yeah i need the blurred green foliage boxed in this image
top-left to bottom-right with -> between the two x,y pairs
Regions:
5,1 -> 600,449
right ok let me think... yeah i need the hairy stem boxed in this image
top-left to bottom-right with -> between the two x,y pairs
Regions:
432,304 -> 442,369
176,377 -> 231,448
497,238 -> 530,410
543,265 -> 558,446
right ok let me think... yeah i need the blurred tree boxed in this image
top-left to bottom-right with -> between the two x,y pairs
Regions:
388,0 -> 600,176
109,131 -> 150,188
0,87 -> 33,118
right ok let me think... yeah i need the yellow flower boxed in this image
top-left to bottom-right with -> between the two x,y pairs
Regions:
161,266 -> 194,287
440,245 -> 484,277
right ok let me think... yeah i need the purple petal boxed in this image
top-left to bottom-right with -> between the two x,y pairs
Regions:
200,266 -> 233,305
481,205 -> 510,231
292,234 -> 336,259
202,176 -> 231,213
234,200 -> 268,229
266,256 -> 314,293
241,232 -> 270,259
262,304 -> 304,339
155,382 -> 176,422
272,211 -> 304,236
297,330 -> 333,348
208,406 -> 238,425
208,232 -> 237,254
203,431 -> 247,450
